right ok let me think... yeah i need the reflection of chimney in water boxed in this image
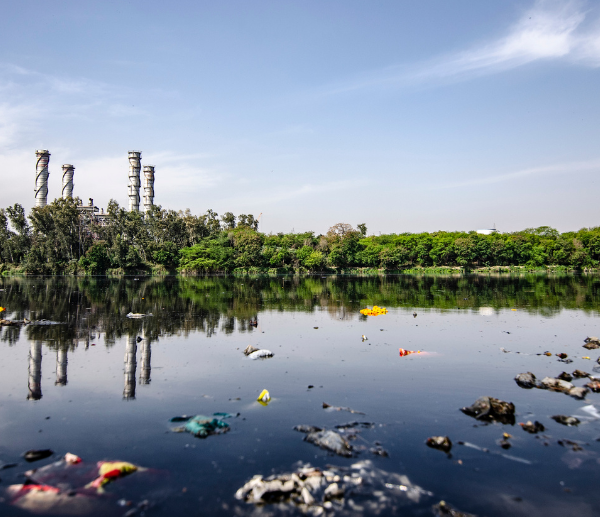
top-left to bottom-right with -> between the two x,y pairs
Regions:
123,335 -> 137,400
139,334 -> 151,385
55,347 -> 68,386
27,341 -> 43,400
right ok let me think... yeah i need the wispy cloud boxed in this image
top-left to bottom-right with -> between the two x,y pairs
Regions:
326,0 -> 600,95
434,157 -> 600,189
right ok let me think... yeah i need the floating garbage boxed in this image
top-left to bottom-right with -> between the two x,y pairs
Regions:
126,312 -> 152,319
573,370 -> 590,378
584,380 -> 600,392
323,402 -> 365,415
519,421 -> 545,434
294,426 -> 354,457
583,337 -> 600,350
6,452 -> 150,514
170,413 -> 234,437
515,372 -> 588,399
360,306 -> 388,316
23,449 -> 53,462
460,396 -> 515,425
235,460 -> 432,514
30,319 -> 65,325
248,349 -> 274,360
426,436 -> 452,453
257,389 -> 271,406
432,500 -> 476,517
514,372 -> 538,389
551,415 -> 580,426
243,345 -> 259,356
399,348 -> 421,357
86,461 -> 138,490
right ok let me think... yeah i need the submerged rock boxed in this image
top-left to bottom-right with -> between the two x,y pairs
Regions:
519,421 -> 545,434
426,436 -> 452,453
514,372 -> 538,389
551,415 -> 580,426
460,396 -> 515,425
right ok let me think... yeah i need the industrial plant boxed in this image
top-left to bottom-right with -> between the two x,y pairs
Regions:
34,149 -> 156,220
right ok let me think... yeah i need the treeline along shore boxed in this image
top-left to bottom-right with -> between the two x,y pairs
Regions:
1,198 -> 600,275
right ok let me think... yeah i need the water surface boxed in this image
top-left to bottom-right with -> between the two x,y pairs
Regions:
1,275 -> 600,516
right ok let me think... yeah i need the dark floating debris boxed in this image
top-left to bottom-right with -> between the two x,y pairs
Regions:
518,372 -> 588,399
584,380 -> 600,392
573,370 -> 590,378
556,353 -> 568,359
170,413 -> 235,438
23,449 -> 53,462
369,445 -> 389,457
433,500 -> 476,517
235,460 -> 433,513
514,372 -> 538,389
243,345 -> 259,356
519,421 -> 545,434
334,422 -> 375,430
460,396 -> 515,425
294,426 -> 354,457
551,415 -> 581,426
583,337 -> 600,350
557,372 -> 573,382
426,436 -> 452,453
323,402 -> 365,415
498,432 -> 512,449
558,439 -> 585,452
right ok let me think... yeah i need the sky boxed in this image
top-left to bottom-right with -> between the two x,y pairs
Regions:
1,0 -> 599,235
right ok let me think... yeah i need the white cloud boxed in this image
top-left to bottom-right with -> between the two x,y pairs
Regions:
326,0 -> 600,94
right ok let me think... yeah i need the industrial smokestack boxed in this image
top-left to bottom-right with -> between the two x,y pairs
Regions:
35,150 -> 50,208
143,165 -> 155,213
128,151 -> 141,212
62,164 -> 75,199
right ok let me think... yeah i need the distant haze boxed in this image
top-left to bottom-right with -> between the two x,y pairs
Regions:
1,0 -> 599,235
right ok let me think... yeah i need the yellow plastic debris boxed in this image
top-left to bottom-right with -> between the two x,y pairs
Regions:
511,309 -> 517,311
257,389 -> 271,406
360,306 -> 388,316
583,356 -> 591,360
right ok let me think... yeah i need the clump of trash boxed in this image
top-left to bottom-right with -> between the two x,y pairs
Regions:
583,337 -> 600,350
323,402 -> 365,415
257,389 -> 271,406
460,396 -> 515,425
170,413 -> 236,437
519,421 -> 545,434
432,500 -> 476,517
426,436 -> 452,453
5,452 -> 150,514
399,348 -> 421,357
514,372 -> 589,399
551,415 -> 580,426
126,312 -> 152,319
294,426 -> 354,457
234,460 -> 433,515
359,306 -> 388,316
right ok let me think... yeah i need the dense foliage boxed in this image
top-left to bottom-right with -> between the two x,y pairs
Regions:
1,199 -> 600,275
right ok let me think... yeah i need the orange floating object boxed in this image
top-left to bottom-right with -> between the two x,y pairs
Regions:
360,306 -> 388,316
399,348 -> 421,357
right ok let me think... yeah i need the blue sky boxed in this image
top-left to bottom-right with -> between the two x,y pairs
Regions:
1,0 -> 599,234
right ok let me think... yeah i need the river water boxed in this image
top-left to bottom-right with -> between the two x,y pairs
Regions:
1,275 -> 600,516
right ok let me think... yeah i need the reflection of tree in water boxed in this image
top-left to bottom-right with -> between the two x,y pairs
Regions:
0,274 -> 599,353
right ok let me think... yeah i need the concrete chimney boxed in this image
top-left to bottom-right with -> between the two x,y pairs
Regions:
62,164 -> 74,199
143,165 -> 155,213
128,151 -> 141,212
35,150 -> 50,208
